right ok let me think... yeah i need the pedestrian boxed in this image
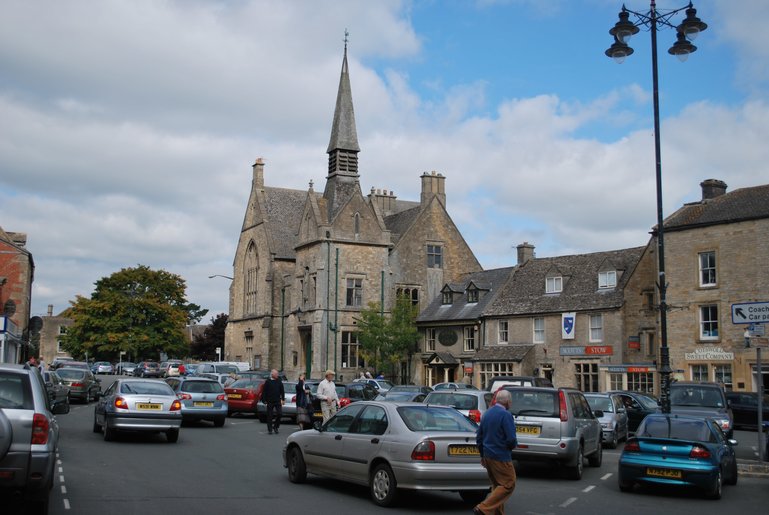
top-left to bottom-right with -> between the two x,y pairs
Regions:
376,371 -> 384,379
224,371 -> 240,387
365,370 -> 372,379
474,389 -> 517,515
261,369 -> 285,434
178,363 -> 186,376
38,358 -> 47,373
316,369 -> 339,423
359,371 -> 366,380
462,373 -> 472,385
28,356 -> 37,368
295,373 -> 311,430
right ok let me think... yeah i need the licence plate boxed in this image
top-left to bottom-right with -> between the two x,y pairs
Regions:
228,394 -> 242,399
137,403 -> 162,410
646,467 -> 682,479
517,425 -> 541,435
193,401 -> 214,407
448,445 -> 480,456
314,412 -> 322,419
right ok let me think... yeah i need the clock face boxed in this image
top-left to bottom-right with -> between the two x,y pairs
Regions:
438,330 -> 458,347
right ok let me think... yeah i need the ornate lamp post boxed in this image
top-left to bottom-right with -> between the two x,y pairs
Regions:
605,2 -> 707,414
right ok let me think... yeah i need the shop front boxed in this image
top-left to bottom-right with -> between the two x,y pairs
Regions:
682,346 -> 734,390
601,364 -> 657,395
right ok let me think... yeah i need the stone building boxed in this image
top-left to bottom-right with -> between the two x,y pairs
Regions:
659,179 -> 769,392
0,226 -> 34,363
224,46 -> 480,381
38,304 -> 74,364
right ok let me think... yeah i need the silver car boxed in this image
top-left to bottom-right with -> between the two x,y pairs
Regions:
424,390 -> 493,424
584,393 -> 628,448
164,377 -> 228,427
93,378 -> 182,442
257,381 -> 298,422
283,401 -> 489,507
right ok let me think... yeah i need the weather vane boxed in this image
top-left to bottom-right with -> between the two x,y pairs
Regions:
344,29 -> 349,50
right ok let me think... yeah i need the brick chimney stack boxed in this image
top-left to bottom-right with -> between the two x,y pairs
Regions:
420,171 -> 446,206
517,242 -> 535,265
253,158 -> 265,189
47,304 -> 53,316
700,179 -> 727,200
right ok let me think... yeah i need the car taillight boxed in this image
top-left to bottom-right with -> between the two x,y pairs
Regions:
177,393 -> 192,400
624,439 -> 640,452
559,390 -> 568,422
339,397 -> 351,408
115,397 -> 129,410
71,382 -> 84,387
216,394 -> 226,401
31,414 -> 50,445
690,445 -> 711,459
246,390 -> 255,399
170,400 -> 182,411
469,409 -> 481,423
291,395 -> 297,403
411,440 -> 435,461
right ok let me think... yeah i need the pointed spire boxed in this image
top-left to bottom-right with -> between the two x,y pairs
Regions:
327,30 -> 360,177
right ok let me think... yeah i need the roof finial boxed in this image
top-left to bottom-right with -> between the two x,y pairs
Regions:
344,29 -> 349,55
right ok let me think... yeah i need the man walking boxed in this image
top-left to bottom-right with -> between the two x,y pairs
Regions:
474,389 -> 517,515
316,369 -> 339,423
261,369 -> 285,434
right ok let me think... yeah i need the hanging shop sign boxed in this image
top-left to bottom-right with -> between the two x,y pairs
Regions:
627,336 -> 641,350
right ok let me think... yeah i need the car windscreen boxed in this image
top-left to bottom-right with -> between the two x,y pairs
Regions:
426,392 -> 478,410
120,382 -> 174,396
670,386 -> 725,408
183,381 -> 224,393
586,396 -> 614,413
507,390 -> 558,417
213,364 -> 239,374
57,369 -> 86,380
0,372 -> 33,409
398,406 -> 478,432
633,394 -> 659,409
378,381 -> 394,389
229,378 -> 264,389
638,416 -> 711,441
383,392 -> 418,402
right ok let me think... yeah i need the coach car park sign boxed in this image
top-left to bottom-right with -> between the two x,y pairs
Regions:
732,301 -> 769,324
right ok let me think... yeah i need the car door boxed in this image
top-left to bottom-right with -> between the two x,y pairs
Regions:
612,395 -> 628,438
618,394 -> 645,432
570,393 -> 600,453
96,381 -> 117,425
338,405 -> 388,481
303,404 -> 364,478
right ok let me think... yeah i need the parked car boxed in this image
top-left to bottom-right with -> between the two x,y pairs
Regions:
115,362 -> 137,375
51,357 -> 74,370
725,391 -> 769,430
608,390 -> 660,433
375,391 -> 428,403
224,377 -> 266,416
387,385 -> 433,395
584,392 -> 629,448
165,362 -> 183,377
165,377 -> 228,426
353,378 -> 394,392
486,375 -> 553,392
183,363 -> 199,376
257,381 -> 298,422
91,361 -> 114,375
618,414 -> 738,499
194,362 -> 240,375
59,361 -> 90,371
503,386 -> 603,479
432,382 -> 479,391
424,390 -> 493,424
42,370 -> 71,414
0,364 -> 69,514
93,378 -> 182,442
283,401 -> 490,507
56,367 -> 102,403
670,382 -> 734,438
133,361 -> 161,378
308,382 -> 378,421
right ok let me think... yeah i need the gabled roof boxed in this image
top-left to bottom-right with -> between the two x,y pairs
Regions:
485,247 -> 645,316
264,187 -> 321,260
664,183 -> 769,231
417,267 -> 515,323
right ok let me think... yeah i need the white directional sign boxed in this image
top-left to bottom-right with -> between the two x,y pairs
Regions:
732,301 -> 769,324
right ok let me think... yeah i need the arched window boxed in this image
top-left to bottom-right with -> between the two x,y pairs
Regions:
244,242 -> 258,315
354,212 -> 361,238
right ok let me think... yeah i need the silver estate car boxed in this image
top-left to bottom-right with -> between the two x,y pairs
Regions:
165,376 -> 228,426
584,393 -> 629,449
283,401 -> 489,507
424,390 -> 493,424
93,378 -> 182,442
504,387 -> 603,479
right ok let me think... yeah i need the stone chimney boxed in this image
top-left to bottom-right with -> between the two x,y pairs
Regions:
368,187 -> 397,216
420,171 -> 446,206
700,179 -> 727,200
517,242 -> 535,264
252,158 -> 265,189
47,304 -> 54,316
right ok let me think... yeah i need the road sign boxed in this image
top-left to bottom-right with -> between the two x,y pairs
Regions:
750,323 -> 766,337
732,301 -> 769,324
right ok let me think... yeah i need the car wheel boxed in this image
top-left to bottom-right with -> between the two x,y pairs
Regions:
459,489 -> 488,504
92,412 -> 101,433
725,460 -> 738,486
213,417 -> 225,428
588,439 -> 602,467
103,423 -> 116,442
566,445 -> 584,480
618,478 -> 634,492
85,390 -> 92,404
370,463 -> 398,507
166,429 -> 179,443
707,469 -> 722,500
287,446 -> 307,483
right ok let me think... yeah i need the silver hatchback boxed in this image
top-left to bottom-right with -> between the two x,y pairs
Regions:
584,393 -> 629,448
423,390 -> 493,424
165,377 -> 228,426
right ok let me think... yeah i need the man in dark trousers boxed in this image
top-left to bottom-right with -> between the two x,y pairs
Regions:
262,369 -> 285,434
474,389 -> 517,515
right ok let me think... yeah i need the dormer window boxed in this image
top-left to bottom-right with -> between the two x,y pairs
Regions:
467,287 -> 479,303
546,276 -> 563,294
442,291 -> 453,305
598,271 -> 617,289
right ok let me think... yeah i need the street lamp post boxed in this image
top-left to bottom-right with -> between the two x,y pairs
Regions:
605,1 -> 707,414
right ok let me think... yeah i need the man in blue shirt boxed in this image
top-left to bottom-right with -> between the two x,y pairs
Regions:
474,389 -> 517,514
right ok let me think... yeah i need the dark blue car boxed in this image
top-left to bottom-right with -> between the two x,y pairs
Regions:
618,414 -> 738,499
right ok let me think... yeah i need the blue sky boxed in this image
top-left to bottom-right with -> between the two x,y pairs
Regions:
0,0 -> 767,319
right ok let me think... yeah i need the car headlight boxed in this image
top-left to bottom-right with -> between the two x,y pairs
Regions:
601,423 -> 612,429
714,418 -> 731,430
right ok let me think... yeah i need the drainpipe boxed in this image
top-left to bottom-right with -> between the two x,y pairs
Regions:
334,247 -> 339,375
280,286 -> 285,372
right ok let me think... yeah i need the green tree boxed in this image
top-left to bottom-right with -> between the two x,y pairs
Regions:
190,313 -> 228,360
62,265 -> 207,361
357,294 -> 419,377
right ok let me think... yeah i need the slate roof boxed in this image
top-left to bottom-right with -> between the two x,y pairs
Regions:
484,247 -> 645,316
663,184 -> 769,231
383,205 -> 421,245
417,267 -> 516,323
263,187 -> 318,260
422,352 -> 459,365
470,345 -> 534,362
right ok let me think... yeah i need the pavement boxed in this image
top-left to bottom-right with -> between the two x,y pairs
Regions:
738,459 -> 769,479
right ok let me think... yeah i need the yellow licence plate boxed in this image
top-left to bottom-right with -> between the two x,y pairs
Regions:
137,403 -> 161,410
314,412 -> 322,419
228,394 -> 242,399
193,401 -> 214,407
646,467 -> 682,479
517,425 -> 541,435
448,445 -> 480,456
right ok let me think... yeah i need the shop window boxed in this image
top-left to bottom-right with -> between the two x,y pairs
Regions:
575,362 -> 599,392
609,373 -> 624,391
714,364 -> 732,389
479,362 -> 516,389
691,364 -> 708,382
627,372 -> 654,393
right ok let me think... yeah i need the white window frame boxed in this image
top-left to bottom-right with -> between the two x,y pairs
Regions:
699,304 -> 719,340
546,276 -> 563,293
699,251 -> 717,287
589,314 -> 603,343
598,271 -> 617,289
498,321 -> 509,344
691,364 -> 708,382
463,326 -> 476,352
425,328 -> 436,352
533,317 -> 545,343
713,364 -> 732,389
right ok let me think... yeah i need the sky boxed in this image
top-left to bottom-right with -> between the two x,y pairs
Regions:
1,0 -> 767,321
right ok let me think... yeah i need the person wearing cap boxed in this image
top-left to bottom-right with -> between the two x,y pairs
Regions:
316,369 -> 339,423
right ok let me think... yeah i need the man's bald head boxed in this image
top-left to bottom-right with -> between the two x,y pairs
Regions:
495,389 -> 512,409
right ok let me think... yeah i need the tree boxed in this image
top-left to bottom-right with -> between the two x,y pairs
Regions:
62,265 -> 207,361
190,313 -> 228,360
357,294 -> 419,378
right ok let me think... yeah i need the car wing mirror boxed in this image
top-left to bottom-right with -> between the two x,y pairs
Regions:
313,420 -> 324,432
728,439 -> 738,446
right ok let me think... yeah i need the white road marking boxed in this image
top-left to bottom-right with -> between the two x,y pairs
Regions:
61,485 -> 67,494
560,497 -> 577,508
601,473 -> 613,480
59,475 -> 65,483
59,466 -> 63,473
64,499 -> 71,510
582,485 -> 595,493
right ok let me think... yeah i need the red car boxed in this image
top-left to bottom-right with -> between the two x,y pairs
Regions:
224,377 -> 265,416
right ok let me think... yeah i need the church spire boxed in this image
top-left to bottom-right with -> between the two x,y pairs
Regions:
326,30 -> 360,178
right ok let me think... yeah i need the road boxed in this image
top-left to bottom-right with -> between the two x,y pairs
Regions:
8,376 -> 769,514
